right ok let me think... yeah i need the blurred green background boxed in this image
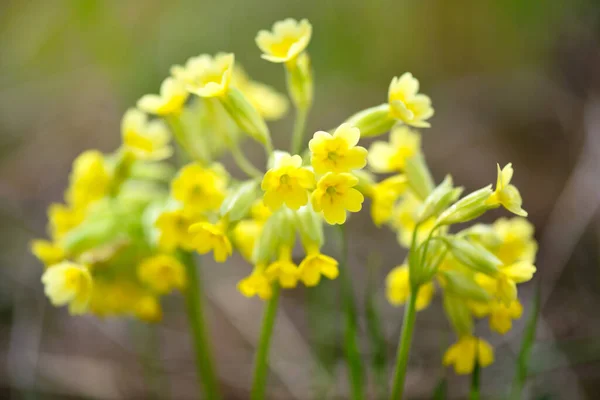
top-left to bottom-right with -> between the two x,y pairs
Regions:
2,0 -> 600,398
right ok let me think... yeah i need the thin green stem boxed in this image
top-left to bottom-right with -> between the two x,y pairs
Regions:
470,356 -> 480,400
230,142 -> 262,178
181,252 -> 221,400
251,283 -> 281,400
131,321 -> 170,400
167,115 -> 208,163
390,287 -> 420,400
291,107 -> 308,155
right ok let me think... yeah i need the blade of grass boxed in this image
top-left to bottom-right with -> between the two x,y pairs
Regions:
432,377 -> 447,400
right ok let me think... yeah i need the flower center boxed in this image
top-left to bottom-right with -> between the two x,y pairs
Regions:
280,174 -> 290,185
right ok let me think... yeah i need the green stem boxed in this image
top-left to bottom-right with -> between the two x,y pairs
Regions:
251,283 -> 281,400
291,107 -> 308,155
230,142 -> 262,178
167,115 -> 207,163
470,355 -> 480,400
131,321 -> 170,400
181,252 -> 221,400
390,287 -> 420,400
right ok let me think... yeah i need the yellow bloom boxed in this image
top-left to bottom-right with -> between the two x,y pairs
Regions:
385,265 -> 435,311
298,245 -> 339,286
251,199 -> 273,221
121,108 -> 172,161
261,154 -> 315,211
476,261 -> 536,305
137,254 -> 186,294
31,239 -> 65,267
172,163 -> 228,215
232,67 -> 288,120
388,73 -> 434,128
471,300 -> 523,335
173,53 -> 234,98
367,126 -> 421,173
492,217 -> 537,265
255,18 -> 312,63
443,336 -> 494,375
370,174 -> 408,226
391,193 -> 436,247
189,221 -> 233,262
155,209 -> 198,252
134,295 -> 163,322
265,246 -> 299,288
47,203 -> 84,240
308,123 -> 368,174
487,163 -> 527,217
233,219 -> 263,262
238,265 -> 273,300
65,150 -> 111,209
41,262 -> 93,315
311,172 -> 364,225
137,77 -> 189,116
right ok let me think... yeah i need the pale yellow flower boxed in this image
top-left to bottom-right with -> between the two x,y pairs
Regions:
370,175 -> 408,226
491,217 -> 537,265
471,300 -> 523,334
121,108 -> 172,161
65,150 -> 111,209
443,336 -> 494,375
171,163 -> 228,215
41,262 -> 93,315
261,154 -> 315,211
189,221 -> 233,263
388,73 -> 434,128
31,239 -> 65,267
298,245 -> 339,286
47,203 -> 84,240
137,77 -> 189,116
385,264 -> 435,311
311,173 -> 364,225
173,53 -> 235,98
232,67 -> 288,120
476,261 -> 536,305
155,209 -> 198,252
391,193 -> 436,247
308,123 -> 368,174
233,219 -> 263,262
487,163 -> 527,217
137,254 -> 186,294
265,246 -> 299,288
367,126 -> 421,173
256,19 -> 312,63
238,264 -> 273,300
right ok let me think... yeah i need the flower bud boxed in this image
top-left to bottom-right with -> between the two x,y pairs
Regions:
443,294 -> 473,336
445,236 -> 502,276
253,209 -> 296,264
437,185 -> 493,226
220,87 -> 272,149
411,237 -> 446,286
417,175 -> 463,223
405,153 -> 434,201
295,204 -> 324,247
220,179 -> 260,222
345,104 -> 395,138
440,270 -> 492,302
285,53 -> 313,110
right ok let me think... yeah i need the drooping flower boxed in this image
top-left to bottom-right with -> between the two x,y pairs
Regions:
237,264 -> 273,300
137,254 -> 187,294
255,19 -> 312,63
367,126 -> 421,173
65,150 -> 111,209
385,264 -> 435,311
491,217 -> 537,265
470,299 -> 523,334
297,245 -> 339,286
261,154 -> 315,211
137,77 -> 189,116
308,123 -> 368,174
443,336 -> 494,375
173,53 -> 235,98
486,163 -> 528,217
121,109 -> 172,161
388,73 -> 434,128
475,261 -> 536,305
265,246 -> 299,288
370,174 -> 408,226
311,172 -> 364,225
155,209 -> 198,252
171,163 -> 228,215
189,221 -> 233,262
41,262 -> 93,315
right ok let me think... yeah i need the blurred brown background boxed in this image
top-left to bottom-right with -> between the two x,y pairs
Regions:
2,0 -> 600,398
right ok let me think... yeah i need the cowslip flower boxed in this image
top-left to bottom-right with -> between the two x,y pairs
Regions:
47,203 -> 84,240
265,245 -> 299,288
65,150 -> 111,209
137,77 -> 189,116
367,126 -> 421,173
233,219 -> 263,262
255,18 -> 312,63
370,174 -> 408,226
173,53 -> 235,98
391,193 -> 436,247
137,254 -> 187,294
297,244 -> 339,286
385,264 -> 435,311
41,262 -> 93,315
261,154 -> 315,211
443,336 -> 494,375
189,221 -> 233,262
470,299 -> 523,334
311,172 -> 364,225
171,163 -> 228,215
388,73 -> 434,128
308,123 -> 367,174
486,163 -> 527,217
155,209 -> 198,252
238,264 -> 273,300
491,217 -> 537,265
121,109 -> 173,161
476,261 -> 536,305
232,67 -> 289,120
31,239 -> 65,267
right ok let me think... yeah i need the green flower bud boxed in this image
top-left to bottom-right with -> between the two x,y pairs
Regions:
437,185 -> 493,226
445,236 -> 502,276
417,175 -> 463,223
253,209 -> 296,264
411,237 -> 447,286
443,294 -> 473,336
220,87 -> 272,149
345,104 -> 395,138
405,153 -> 435,201
286,53 -> 313,110
295,204 -> 324,247
220,179 -> 260,222
441,270 -> 492,302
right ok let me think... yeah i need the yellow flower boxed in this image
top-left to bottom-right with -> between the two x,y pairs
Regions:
476,261 -> 536,305
232,67 -> 288,120
308,123 -> 368,174
385,265 -> 435,311
121,108 -> 172,161
391,193 -> 436,247
41,262 -> 93,315
486,163 -> 527,217
251,199 -> 273,221
367,126 -> 421,173
311,172 -> 364,225
137,254 -> 186,294
443,336 -> 494,375
471,300 -> 523,335
265,246 -> 299,288
233,219 -> 263,262
134,295 -> 163,322
388,73 -> 434,128
172,163 -> 228,215
65,150 -> 111,209
155,209 -> 198,252
238,265 -> 273,300
370,174 -> 408,226
173,53 -> 234,98
31,239 -> 65,267
298,245 -> 339,286
255,18 -> 312,63
261,154 -> 315,211
492,217 -> 537,265
47,203 -> 84,240
189,221 -> 233,262
137,77 -> 189,116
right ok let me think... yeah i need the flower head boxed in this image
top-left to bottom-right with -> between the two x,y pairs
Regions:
309,124 -> 367,174
137,254 -> 186,294
388,73 -> 434,128
298,245 -> 339,286
367,126 -> 421,173
487,163 -> 527,217
121,109 -> 172,161
173,53 -> 234,98
265,246 -> 299,288
443,336 -> 494,375
41,262 -> 93,315
65,150 -> 111,209
238,265 -> 273,300
189,221 -> 233,262
491,217 -> 537,265
137,77 -> 189,116
385,264 -> 435,311
172,163 -> 228,215
311,172 -> 364,225
261,154 -> 315,211
256,19 -> 312,63
370,174 -> 408,226
476,261 -> 536,305
471,300 -> 523,334
155,209 -> 198,252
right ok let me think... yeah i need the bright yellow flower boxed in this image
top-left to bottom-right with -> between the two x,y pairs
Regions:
388,73 -> 434,128
189,221 -> 233,262
134,295 -> 163,322
137,77 -> 189,116
370,174 -> 408,226
121,108 -> 172,161
385,265 -> 435,311
238,264 -> 273,300
173,53 -> 234,98
308,123 -> 368,174
311,172 -> 364,225
41,262 -> 93,315
137,254 -> 186,294
265,246 -> 299,288
65,150 -> 111,209
233,219 -> 263,262
47,203 -> 84,240
443,336 -> 494,375
492,217 -> 537,265
487,163 -> 527,217
471,300 -> 523,335
255,18 -> 312,63
31,239 -> 65,267
261,154 -> 315,211
298,245 -> 339,286
251,198 -> 272,221
172,163 -> 228,215
367,126 -> 421,173
232,67 -> 288,120
476,261 -> 536,305
155,209 -> 198,252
